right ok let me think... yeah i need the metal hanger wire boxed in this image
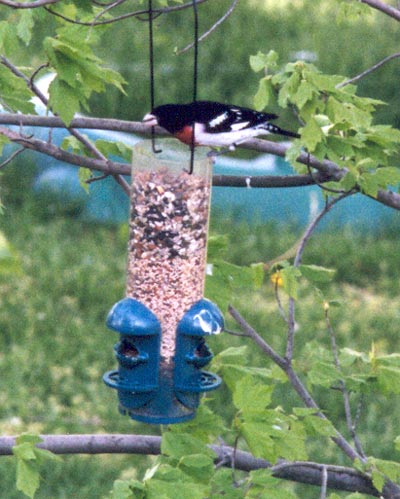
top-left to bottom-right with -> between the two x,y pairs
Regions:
148,0 -> 200,168
189,0 -> 199,174
148,0 -> 161,153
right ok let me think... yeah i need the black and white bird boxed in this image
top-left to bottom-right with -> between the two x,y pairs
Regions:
142,101 -> 299,150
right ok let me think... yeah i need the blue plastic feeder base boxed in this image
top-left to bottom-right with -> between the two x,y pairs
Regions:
116,371 -> 198,424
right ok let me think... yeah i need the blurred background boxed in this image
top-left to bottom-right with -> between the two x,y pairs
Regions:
1,1 -> 400,497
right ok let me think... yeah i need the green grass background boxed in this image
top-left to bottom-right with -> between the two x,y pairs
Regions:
1,167 -> 400,497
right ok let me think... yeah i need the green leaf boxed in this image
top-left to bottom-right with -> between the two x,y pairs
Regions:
292,80 -> 317,108
16,459 -> 40,499
250,50 -> 278,73
253,77 -> 274,111
146,478 -> 209,499
111,479 -> 142,499
13,442 -> 37,462
304,415 -> 336,437
95,139 -> 133,162
205,260 -> 264,310
239,420 -> 275,460
299,264 -> 336,283
168,404 -> 225,443
161,433 -> 214,461
48,78 -> 80,125
17,10 -> 34,45
300,117 -> 325,152
370,457 -> 400,483
371,470 -> 385,493
232,376 -> 274,413
377,365 -> 400,394
78,168 -> 91,194
248,470 -> 299,499
279,265 -> 301,299
0,65 -> 35,114
0,231 -> 21,275
359,167 -> 400,198
178,453 -> 214,483
0,21 -> 19,54
308,361 -> 340,387
278,70 -> 301,108
207,235 -> 229,260
213,346 -> 249,366
217,364 -> 273,395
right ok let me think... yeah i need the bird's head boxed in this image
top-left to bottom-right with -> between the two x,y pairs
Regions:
142,112 -> 159,127
142,104 -> 192,134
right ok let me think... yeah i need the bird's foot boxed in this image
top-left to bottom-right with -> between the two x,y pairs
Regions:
207,144 -> 237,158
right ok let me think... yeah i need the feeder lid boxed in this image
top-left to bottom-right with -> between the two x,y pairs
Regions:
106,297 -> 161,335
177,299 -> 224,336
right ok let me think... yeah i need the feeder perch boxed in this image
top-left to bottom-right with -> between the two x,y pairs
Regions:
103,140 -> 223,424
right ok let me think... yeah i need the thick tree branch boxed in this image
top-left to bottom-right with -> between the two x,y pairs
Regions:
0,113 -> 399,210
360,0 -> 400,22
0,434 -> 381,497
0,127 -> 131,176
0,0 -> 61,7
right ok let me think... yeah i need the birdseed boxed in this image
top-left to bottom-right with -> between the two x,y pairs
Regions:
126,166 -> 211,364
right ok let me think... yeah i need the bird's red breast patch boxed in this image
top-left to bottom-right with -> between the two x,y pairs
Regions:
175,125 -> 198,146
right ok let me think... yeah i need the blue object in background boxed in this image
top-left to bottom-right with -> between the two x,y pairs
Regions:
212,154 -> 397,230
30,146 -> 398,229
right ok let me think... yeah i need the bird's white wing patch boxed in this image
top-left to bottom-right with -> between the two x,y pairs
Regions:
208,112 -> 229,129
230,121 -> 250,131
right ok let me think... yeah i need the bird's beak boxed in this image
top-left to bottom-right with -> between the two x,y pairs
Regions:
142,113 -> 158,127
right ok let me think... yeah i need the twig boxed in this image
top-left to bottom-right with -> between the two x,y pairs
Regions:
177,0 -> 239,54
228,305 -> 287,370
0,146 -> 25,168
274,280 -> 289,325
293,193 -> 353,269
325,307 -> 367,459
337,52 -> 400,88
44,0 -> 210,26
285,193 -> 354,362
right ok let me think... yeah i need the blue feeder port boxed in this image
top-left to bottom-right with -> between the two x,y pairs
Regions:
174,299 -> 224,410
103,297 -> 223,424
103,297 -> 161,411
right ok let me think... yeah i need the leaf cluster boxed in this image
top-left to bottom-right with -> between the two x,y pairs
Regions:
251,51 -> 400,198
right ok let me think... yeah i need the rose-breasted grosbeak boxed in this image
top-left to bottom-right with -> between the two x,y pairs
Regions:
142,101 -> 299,150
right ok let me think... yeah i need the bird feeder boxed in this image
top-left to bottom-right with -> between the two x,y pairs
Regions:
103,140 -> 223,424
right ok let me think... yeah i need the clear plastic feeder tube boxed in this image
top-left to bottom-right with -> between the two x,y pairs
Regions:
127,140 -> 213,365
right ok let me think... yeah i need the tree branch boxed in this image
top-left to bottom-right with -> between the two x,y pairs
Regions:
0,57 -> 130,195
0,113 -> 399,210
337,52 -> 400,88
0,0 -> 61,7
360,0 -> 400,22
228,305 -> 362,463
0,126 -> 131,176
44,0 -> 211,26
177,0 -> 240,54
0,434 -> 381,497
